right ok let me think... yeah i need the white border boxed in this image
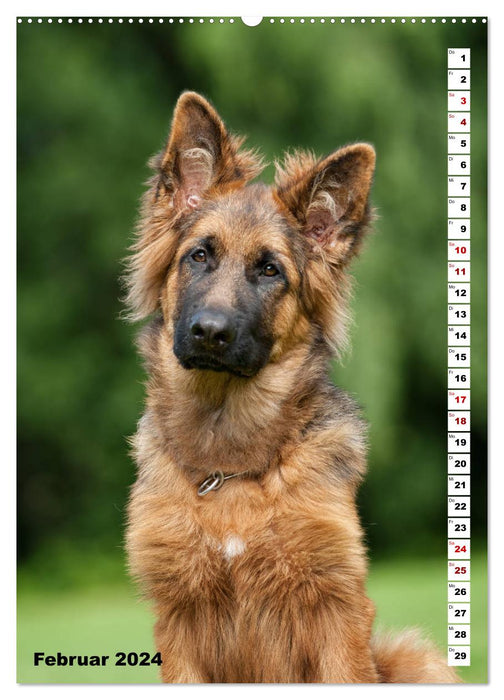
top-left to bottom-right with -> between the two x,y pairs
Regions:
5,1 -> 497,18
4,2 -> 502,698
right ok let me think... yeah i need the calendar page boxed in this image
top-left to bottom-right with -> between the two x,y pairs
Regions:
17,13 -> 488,685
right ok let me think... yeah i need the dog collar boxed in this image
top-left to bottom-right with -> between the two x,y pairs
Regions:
197,469 -> 249,497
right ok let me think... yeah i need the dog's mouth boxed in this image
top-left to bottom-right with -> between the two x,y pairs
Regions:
180,354 -> 257,378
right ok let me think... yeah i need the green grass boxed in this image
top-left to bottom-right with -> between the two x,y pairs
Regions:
17,555 -> 486,684
17,584 -> 158,683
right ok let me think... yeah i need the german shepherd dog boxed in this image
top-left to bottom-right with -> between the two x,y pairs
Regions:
125,92 -> 458,683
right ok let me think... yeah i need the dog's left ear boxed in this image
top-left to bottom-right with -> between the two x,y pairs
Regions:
274,144 -> 375,265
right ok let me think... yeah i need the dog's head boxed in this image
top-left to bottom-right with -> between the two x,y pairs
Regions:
125,92 -> 375,378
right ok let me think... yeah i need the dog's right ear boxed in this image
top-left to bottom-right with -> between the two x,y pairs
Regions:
157,91 -> 263,211
124,92 -> 263,320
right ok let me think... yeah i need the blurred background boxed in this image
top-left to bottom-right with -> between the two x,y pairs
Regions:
17,18 -> 487,682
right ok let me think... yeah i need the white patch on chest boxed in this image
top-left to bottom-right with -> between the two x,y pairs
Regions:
221,534 -> 246,561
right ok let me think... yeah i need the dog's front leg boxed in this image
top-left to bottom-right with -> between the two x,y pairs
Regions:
236,587 -> 378,683
127,485 -> 234,683
305,593 -> 380,683
233,514 -> 379,683
154,611 -> 210,683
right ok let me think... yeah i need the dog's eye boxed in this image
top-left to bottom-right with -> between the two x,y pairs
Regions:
261,263 -> 279,277
191,249 -> 207,263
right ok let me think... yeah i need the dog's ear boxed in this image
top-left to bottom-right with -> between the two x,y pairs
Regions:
274,144 -> 375,265
124,93 -> 264,320
158,91 -> 263,211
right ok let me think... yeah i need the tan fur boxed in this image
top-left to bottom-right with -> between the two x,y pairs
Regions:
372,630 -> 460,683
125,92 -> 458,683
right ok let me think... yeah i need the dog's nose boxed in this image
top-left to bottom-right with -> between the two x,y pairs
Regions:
190,310 -> 236,350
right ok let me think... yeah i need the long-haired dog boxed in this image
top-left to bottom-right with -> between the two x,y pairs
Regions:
124,92 -> 458,683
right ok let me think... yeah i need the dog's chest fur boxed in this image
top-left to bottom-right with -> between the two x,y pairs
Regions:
219,534 -> 246,560
127,431 -> 366,606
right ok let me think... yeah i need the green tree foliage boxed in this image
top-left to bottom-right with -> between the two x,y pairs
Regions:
17,20 -> 487,566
